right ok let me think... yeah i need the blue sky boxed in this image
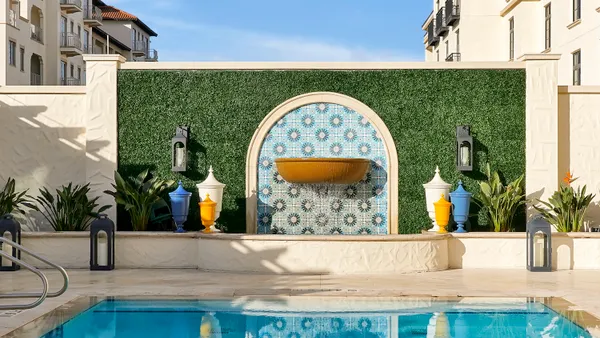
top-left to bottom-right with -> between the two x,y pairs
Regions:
109,0 -> 431,61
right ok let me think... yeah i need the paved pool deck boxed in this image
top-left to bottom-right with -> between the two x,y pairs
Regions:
2,269 -> 600,336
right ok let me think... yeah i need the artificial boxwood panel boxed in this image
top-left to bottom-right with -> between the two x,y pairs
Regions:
117,69 -> 526,233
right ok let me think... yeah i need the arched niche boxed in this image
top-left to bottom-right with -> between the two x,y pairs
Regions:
245,92 -> 398,234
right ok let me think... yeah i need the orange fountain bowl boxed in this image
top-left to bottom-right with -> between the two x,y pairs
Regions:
274,158 -> 370,184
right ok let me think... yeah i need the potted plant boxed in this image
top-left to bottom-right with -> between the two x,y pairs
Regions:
475,163 -> 526,232
0,177 -> 31,216
104,170 -> 175,231
534,172 -> 595,232
29,183 -> 111,231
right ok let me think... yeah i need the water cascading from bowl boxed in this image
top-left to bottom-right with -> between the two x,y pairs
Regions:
274,158 -> 370,184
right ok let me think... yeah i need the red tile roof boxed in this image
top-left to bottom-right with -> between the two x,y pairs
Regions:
98,6 -> 157,37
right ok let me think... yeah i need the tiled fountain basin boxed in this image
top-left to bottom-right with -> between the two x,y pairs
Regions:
13,232 -> 600,274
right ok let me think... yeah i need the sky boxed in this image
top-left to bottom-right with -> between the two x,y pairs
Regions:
108,0 -> 432,62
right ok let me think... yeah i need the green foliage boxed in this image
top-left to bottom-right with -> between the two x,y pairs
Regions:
104,170 -> 176,231
117,69 -> 526,233
475,163 -> 526,232
29,183 -> 111,231
534,174 -> 595,232
0,177 -> 32,216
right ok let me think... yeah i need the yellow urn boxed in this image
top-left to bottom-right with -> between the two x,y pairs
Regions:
433,194 -> 452,234
199,193 -> 217,233
434,312 -> 450,338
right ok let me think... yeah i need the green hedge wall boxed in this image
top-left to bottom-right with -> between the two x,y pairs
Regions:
117,69 -> 526,233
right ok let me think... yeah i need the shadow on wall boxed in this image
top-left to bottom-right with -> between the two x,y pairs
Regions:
0,99 -> 110,231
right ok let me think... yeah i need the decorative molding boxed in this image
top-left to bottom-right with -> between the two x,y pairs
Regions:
567,19 -> 582,30
245,92 -> 399,235
518,53 -> 561,61
500,0 -> 540,17
120,61 -> 526,70
558,86 -> 600,94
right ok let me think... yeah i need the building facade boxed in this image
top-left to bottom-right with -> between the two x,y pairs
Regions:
0,0 -> 157,86
422,0 -> 600,85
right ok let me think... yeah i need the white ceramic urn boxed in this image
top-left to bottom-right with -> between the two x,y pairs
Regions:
423,166 -> 451,232
197,166 -> 226,232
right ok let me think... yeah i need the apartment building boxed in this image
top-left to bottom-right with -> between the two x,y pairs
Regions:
422,0 -> 600,85
0,0 -> 157,86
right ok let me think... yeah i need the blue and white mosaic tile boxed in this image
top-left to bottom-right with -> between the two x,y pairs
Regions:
256,103 -> 389,235
255,315 -> 389,338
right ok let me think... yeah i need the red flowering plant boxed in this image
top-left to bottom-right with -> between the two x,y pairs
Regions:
534,172 -> 595,232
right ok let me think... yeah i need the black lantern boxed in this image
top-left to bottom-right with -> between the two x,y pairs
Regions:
0,214 -> 21,271
90,214 -> 115,271
456,125 -> 473,172
526,216 -> 552,272
172,126 -> 188,172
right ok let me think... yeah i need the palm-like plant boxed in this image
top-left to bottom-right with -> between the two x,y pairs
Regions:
475,163 -> 526,232
534,172 -> 595,232
0,177 -> 32,216
104,170 -> 175,231
29,183 -> 111,231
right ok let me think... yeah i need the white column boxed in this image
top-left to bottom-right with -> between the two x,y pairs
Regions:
519,54 -> 561,225
83,55 -> 126,226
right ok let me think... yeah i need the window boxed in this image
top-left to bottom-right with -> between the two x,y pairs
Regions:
83,30 -> 89,52
77,67 -> 81,80
60,17 -> 67,34
456,30 -> 460,53
131,28 -> 137,44
509,17 -> 515,60
544,4 -> 551,50
445,41 -> 449,58
60,61 -> 67,82
573,0 -> 581,21
70,64 -> 74,78
8,40 -> 16,66
70,21 -> 74,33
436,50 -> 440,61
19,47 -> 24,71
573,50 -> 581,85
77,24 -> 81,38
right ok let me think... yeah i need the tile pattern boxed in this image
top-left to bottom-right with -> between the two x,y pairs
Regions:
256,315 -> 388,338
256,103 -> 389,235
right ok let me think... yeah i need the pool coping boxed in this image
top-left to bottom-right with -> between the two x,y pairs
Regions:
4,295 -> 600,337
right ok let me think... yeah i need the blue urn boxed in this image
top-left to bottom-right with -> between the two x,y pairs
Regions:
169,181 -> 192,233
450,180 -> 472,233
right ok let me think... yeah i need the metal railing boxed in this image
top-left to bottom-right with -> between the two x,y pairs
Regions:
435,7 -> 448,36
31,25 -> 43,43
8,9 -> 17,27
60,33 -> 82,50
60,0 -> 82,8
30,73 -> 42,85
83,5 -> 102,23
145,49 -> 158,61
445,52 -> 461,62
426,22 -> 439,47
132,40 -> 147,53
61,77 -> 81,86
445,0 -> 460,26
0,236 -> 69,310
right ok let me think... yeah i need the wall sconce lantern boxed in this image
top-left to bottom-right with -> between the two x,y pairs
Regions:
456,125 -> 473,172
0,214 -> 21,271
172,126 -> 189,172
526,216 -> 552,272
169,181 -> 192,233
90,214 -> 115,271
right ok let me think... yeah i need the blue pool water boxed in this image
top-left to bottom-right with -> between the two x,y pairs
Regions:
40,299 -> 592,338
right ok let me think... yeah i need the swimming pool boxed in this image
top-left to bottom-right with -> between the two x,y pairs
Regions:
7,296 -> 598,337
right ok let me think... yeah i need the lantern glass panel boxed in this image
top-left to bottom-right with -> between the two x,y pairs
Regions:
460,141 -> 471,166
1,231 -> 12,267
174,142 -> 186,168
533,231 -> 547,268
96,230 -> 108,266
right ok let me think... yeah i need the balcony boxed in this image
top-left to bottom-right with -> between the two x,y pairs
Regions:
435,8 -> 449,36
60,33 -> 82,56
8,9 -> 16,28
60,0 -> 82,13
92,45 -> 105,54
31,25 -> 43,43
61,77 -> 81,86
445,53 -> 461,62
83,5 -> 102,26
30,73 -> 42,85
426,22 -> 439,48
144,49 -> 158,61
445,0 -> 460,26
132,40 -> 147,56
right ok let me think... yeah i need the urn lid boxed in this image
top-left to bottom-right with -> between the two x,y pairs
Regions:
196,166 -> 226,189
423,166 -> 451,189
434,194 -> 452,207
200,193 -> 217,207
450,180 -> 472,198
169,181 -> 192,197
